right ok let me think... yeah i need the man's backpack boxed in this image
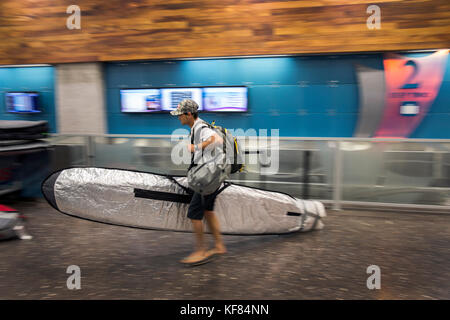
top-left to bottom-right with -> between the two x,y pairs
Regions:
199,121 -> 244,173
187,120 -> 244,195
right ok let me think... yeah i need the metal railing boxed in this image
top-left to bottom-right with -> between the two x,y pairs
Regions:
45,134 -> 450,213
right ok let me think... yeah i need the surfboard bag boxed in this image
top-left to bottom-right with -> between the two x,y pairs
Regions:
0,140 -> 50,153
42,167 -> 326,235
0,120 -> 49,140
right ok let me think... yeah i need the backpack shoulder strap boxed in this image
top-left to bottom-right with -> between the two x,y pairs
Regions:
191,121 -> 209,144
189,121 -> 210,170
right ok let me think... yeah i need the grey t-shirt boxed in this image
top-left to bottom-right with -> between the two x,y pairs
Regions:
190,118 -> 218,164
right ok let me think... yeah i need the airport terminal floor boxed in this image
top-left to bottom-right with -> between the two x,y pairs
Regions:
0,198 -> 448,300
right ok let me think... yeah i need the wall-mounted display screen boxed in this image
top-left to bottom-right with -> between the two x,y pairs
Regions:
120,89 -> 162,113
5,92 -> 41,113
120,86 -> 247,113
160,88 -> 203,111
203,87 -> 248,112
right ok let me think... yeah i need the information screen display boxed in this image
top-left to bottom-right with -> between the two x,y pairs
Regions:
5,92 -> 41,113
203,87 -> 248,112
120,87 -> 248,113
120,89 -> 162,113
160,88 -> 203,111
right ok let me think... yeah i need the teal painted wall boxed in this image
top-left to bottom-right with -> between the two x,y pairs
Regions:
0,66 -> 56,132
105,54 -> 450,138
105,55 -> 382,137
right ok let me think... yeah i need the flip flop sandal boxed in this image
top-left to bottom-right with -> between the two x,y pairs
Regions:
206,249 -> 226,257
182,252 -> 216,267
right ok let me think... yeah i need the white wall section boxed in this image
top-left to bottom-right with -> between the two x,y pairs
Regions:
56,63 -> 106,134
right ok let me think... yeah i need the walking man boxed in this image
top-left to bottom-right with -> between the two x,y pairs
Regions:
171,99 -> 227,265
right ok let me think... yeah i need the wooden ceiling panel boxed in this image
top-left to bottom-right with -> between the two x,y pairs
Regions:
0,0 -> 449,64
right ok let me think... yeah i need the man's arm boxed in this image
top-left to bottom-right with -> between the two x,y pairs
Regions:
189,132 -> 223,152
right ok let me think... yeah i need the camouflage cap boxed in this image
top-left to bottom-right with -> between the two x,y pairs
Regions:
170,99 -> 199,116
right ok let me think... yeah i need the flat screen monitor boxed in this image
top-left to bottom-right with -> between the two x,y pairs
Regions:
120,89 -> 163,113
203,87 -> 248,112
160,88 -> 203,111
120,87 -> 248,113
5,92 -> 41,113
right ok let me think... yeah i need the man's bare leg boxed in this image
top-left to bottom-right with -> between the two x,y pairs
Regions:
204,210 -> 227,255
181,219 -> 207,263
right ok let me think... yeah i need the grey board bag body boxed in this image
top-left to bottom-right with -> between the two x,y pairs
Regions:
187,121 -> 235,195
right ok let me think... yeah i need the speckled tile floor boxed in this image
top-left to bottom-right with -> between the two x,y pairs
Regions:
0,199 -> 449,300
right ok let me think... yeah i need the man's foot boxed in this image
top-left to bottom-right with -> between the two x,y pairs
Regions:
206,245 -> 227,257
180,250 -> 209,264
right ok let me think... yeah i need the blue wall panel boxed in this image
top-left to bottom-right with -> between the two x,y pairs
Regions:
410,114 -> 450,139
0,66 -> 56,132
427,81 -> 450,114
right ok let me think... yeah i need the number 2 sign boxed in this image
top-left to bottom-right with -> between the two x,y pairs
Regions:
374,50 -> 448,138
